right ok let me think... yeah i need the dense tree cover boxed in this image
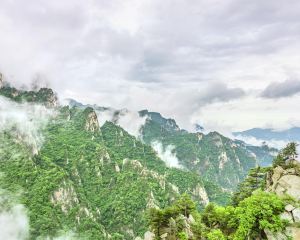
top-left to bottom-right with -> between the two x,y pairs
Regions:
0,86 -> 285,239
101,121 -> 230,207
147,144 -> 299,239
140,111 -> 274,189
0,102 -> 228,239
148,191 -> 286,240
0,85 -> 57,105
273,142 -> 298,167
231,166 -> 271,206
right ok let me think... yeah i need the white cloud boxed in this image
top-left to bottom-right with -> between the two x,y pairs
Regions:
96,108 -> 147,137
0,195 -> 29,240
234,134 -> 290,150
151,141 -> 181,168
1,0 -> 300,132
0,96 -> 55,154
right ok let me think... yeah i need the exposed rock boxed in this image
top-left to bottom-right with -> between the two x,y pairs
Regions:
218,151 -> 228,169
51,181 -> 79,213
169,183 -> 179,194
85,110 -> 100,132
146,191 -> 160,210
280,212 -> 293,223
0,72 -> 3,88
286,227 -> 300,240
275,175 -> 300,200
160,233 -> 168,239
115,163 -> 120,172
292,208 -> 300,222
285,168 -> 296,175
266,162 -> 300,240
188,214 -> 195,224
272,166 -> 284,183
265,229 -> 288,240
144,231 -> 155,240
285,204 -> 295,212
192,184 -> 209,206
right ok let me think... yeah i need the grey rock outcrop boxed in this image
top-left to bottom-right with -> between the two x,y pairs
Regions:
85,110 -> 100,132
0,72 -> 3,88
265,161 -> 300,240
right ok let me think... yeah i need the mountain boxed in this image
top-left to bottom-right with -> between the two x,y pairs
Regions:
234,127 -> 300,142
139,110 -> 277,189
146,146 -> 300,240
67,101 -> 277,190
0,84 -> 229,239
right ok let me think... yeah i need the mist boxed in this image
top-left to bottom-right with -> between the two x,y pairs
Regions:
151,141 -> 181,168
0,191 -> 29,240
0,96 -> 55,154
96,108 -> 147,137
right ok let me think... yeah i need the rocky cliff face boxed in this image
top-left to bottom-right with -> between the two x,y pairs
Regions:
141,111 -> 276,190
84,108 -> 100,132
265,160 -> 300,240
0,72 -> 3,88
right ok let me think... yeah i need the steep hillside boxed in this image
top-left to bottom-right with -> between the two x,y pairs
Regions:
67,101 -> 276,190
0,85 -> 228,239
140,110 -> 276,189
145,144 -> 300,240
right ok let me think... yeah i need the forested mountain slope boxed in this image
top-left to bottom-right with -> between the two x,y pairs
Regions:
146,143 -> 300,240
0,84 -> 228,239
67,101 -> 277,190
140,110 -> 277,189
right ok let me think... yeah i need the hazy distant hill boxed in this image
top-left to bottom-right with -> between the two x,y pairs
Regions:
234,127 -> 300,142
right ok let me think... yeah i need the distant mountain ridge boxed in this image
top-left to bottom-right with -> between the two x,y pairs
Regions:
0,83 -> 230,239
234,127 -> 300,142
66,100 -> 278,189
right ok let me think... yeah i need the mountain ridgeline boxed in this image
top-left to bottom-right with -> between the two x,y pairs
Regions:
0,82 -> 286,239
139,110 -> 277,189
234,127 -> 300,142
0,84 -> 228,239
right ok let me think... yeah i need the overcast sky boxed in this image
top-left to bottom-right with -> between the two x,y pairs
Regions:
1,0 -> 300,133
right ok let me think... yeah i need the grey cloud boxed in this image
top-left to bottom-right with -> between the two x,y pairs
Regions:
1,0 -> 300,131
261,79 -> 300,98
201,82 -> 245,103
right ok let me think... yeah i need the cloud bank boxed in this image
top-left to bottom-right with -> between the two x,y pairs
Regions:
151,141 -> 181,168
0,96 -> 54,154
0,191 -> 29,240
1,0 -> 300,131
96,108 -> 147,137
0,204 -> 29,240
261,79 -> 300,99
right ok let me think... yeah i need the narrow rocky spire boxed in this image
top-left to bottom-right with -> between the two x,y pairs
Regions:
0,72 -> 3,88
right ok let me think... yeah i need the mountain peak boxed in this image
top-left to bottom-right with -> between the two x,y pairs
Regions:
83,107 -> 100,132
0,82 -> 58,107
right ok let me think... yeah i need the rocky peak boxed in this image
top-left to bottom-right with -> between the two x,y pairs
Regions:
84,107 -> 100,132
265,161 -> 300,240
38,88 -> 58,107
0,72 -> 3,88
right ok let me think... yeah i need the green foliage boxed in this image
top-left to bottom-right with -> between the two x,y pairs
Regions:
0,100 -> 226,239
233,191 -> 285,240
231,166 -> 271,206
207,229 -> 226,240
147,194 -> 198,238
0,86 -> 56,105
273,142 -> 298,167
140,111 -> 273,190
178,232 -> 188,240
147,191 -> 285,240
